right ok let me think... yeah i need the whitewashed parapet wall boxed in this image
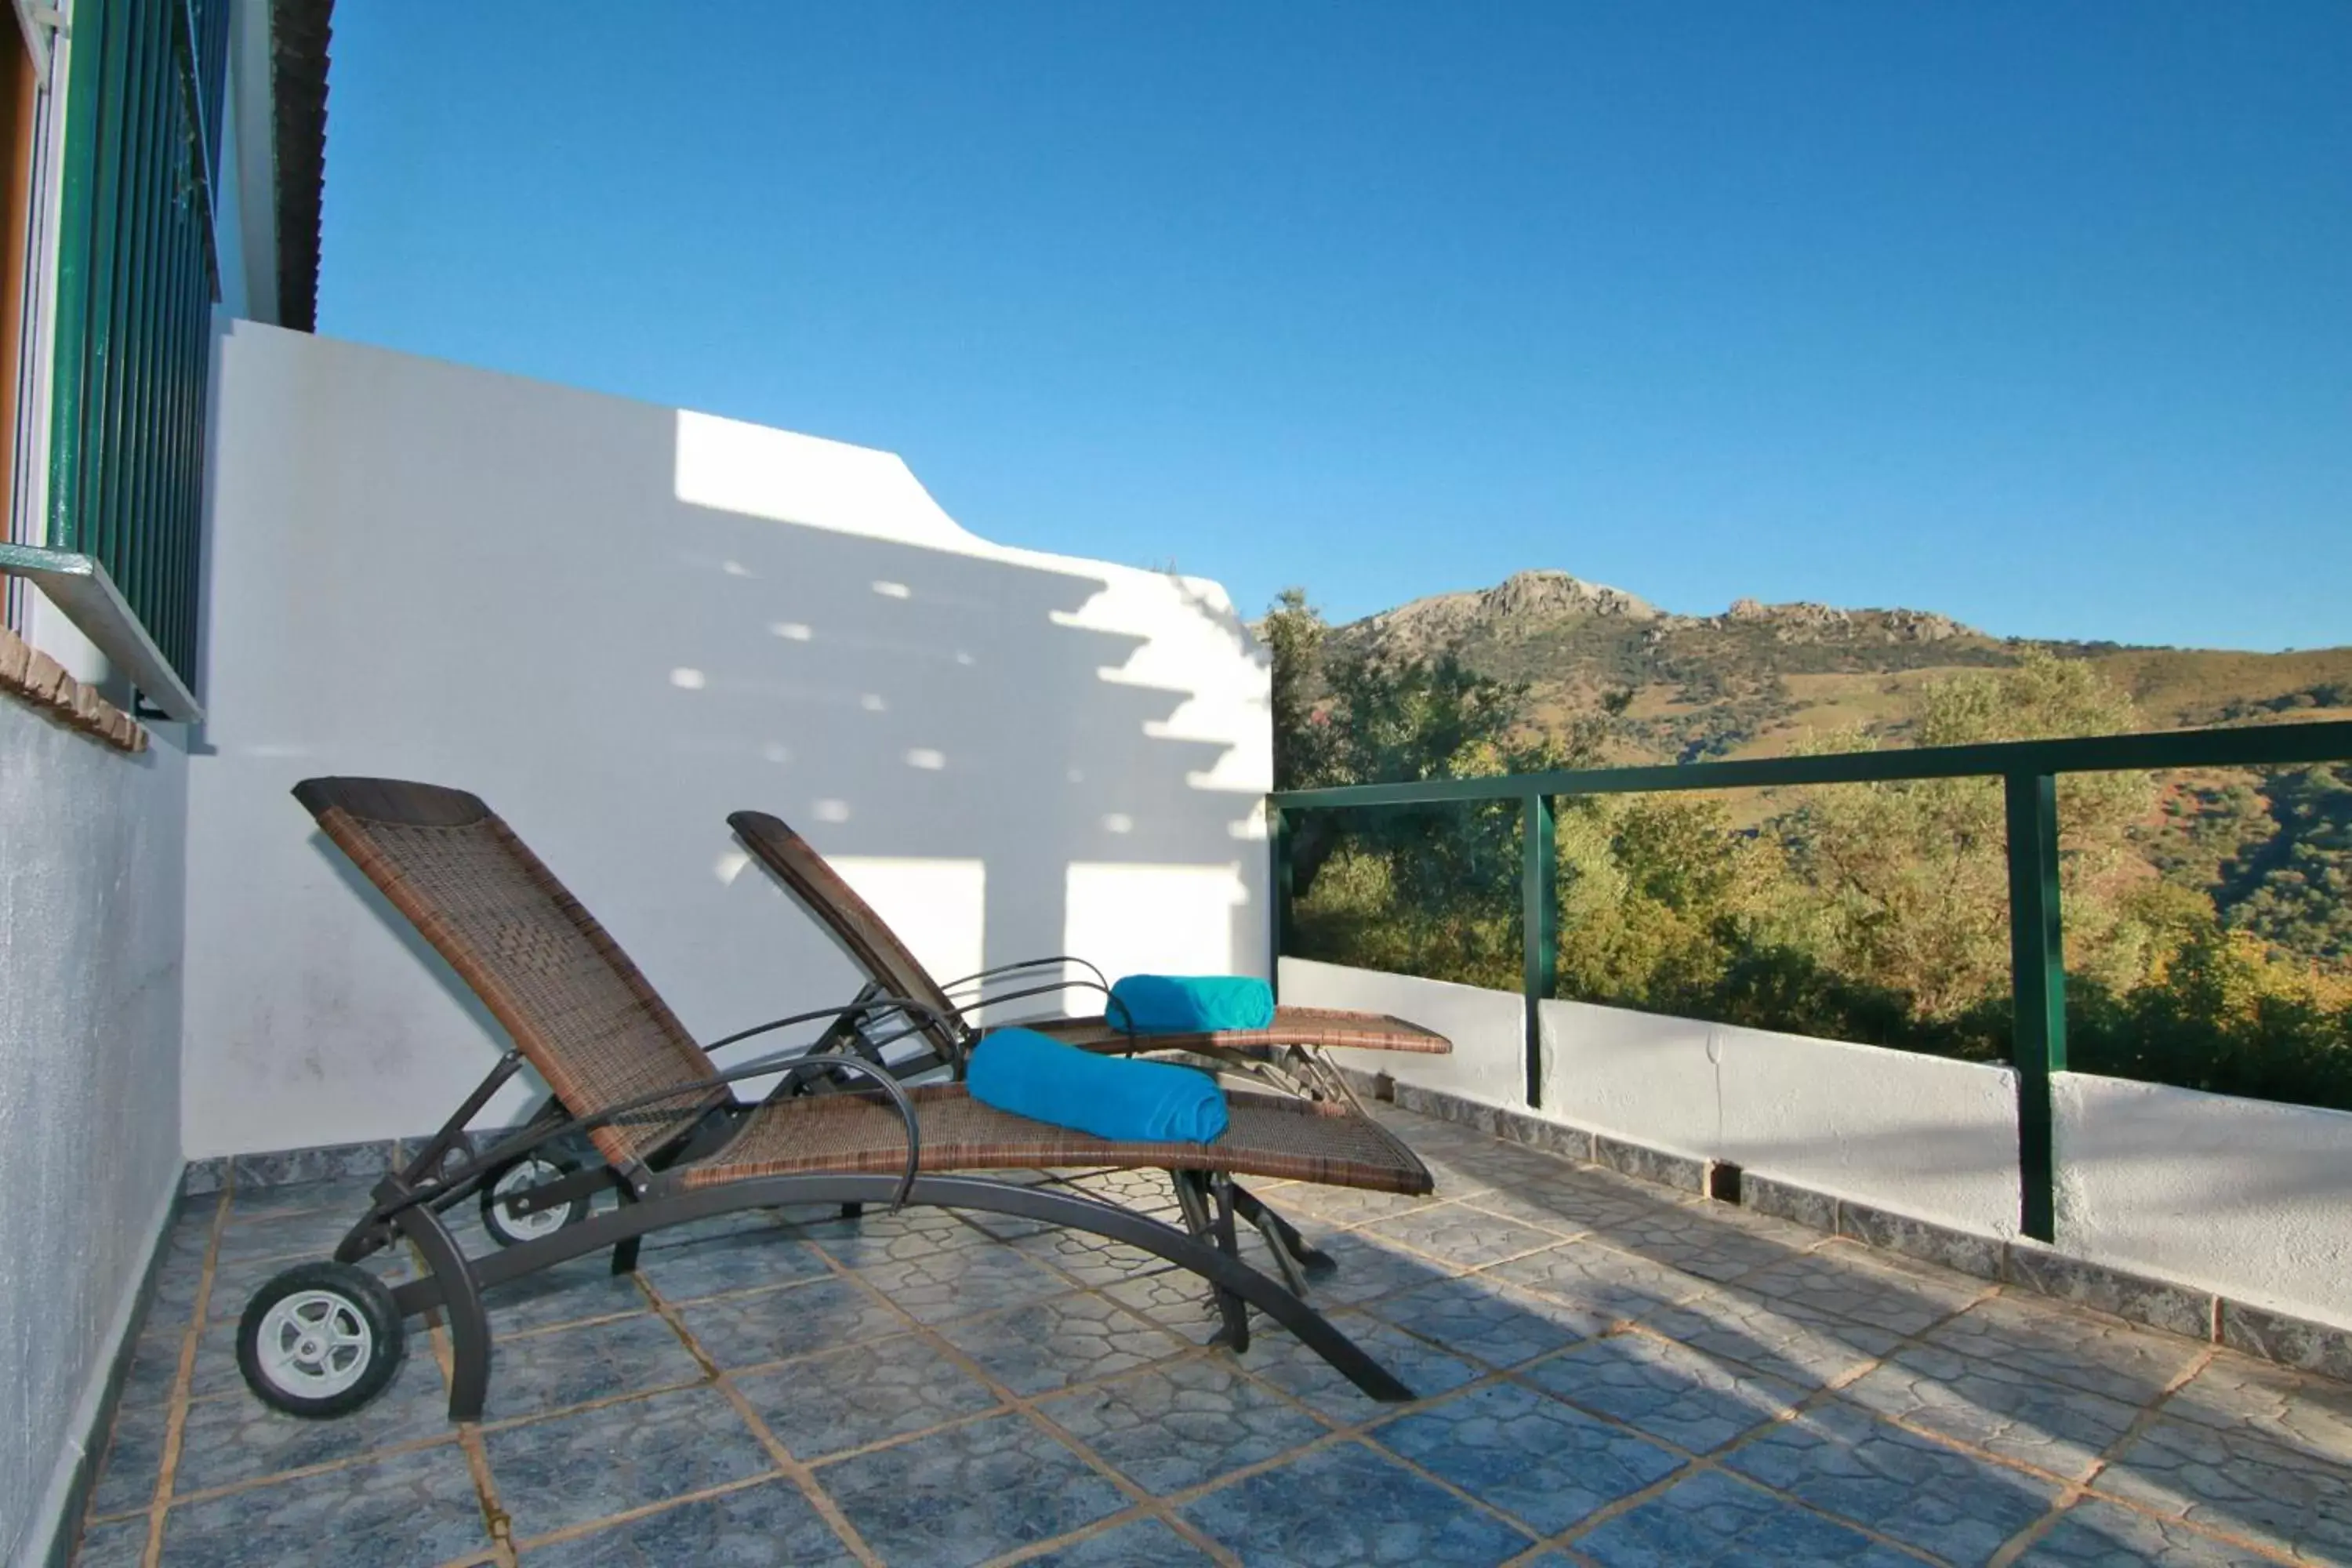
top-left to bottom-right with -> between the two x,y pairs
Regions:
183,323 -> 1271,1156
1287,956 -> 2351,1329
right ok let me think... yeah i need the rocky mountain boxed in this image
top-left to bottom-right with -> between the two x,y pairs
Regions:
1320,569 -> 2352,766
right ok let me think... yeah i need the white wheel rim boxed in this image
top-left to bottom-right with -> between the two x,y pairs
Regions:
258,1290 -> 373,1399
492,1159 -> 572,1240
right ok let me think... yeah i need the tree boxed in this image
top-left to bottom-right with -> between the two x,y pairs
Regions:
1774,651 -> 2158,1016
1261,587 -> 1331,793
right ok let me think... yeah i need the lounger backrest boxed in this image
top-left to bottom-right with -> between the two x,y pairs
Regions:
295,777 -> 724,1169
726,811 -> 966,1061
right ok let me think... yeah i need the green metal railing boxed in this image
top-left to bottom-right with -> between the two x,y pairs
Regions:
47,0 -> 231,691
1268,719 -> 2352,1243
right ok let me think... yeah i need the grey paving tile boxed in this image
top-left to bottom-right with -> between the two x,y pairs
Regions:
156,1442 -> 490,1567
174,1351 -> 456,1495
1726,1398 -> 2064,1566
481,1385 -> 775,1540
1642,1287 -> 1904,1390
1917,1294 -> 2206,1407
1294,1229 -> 1462,1306
119,1315 -> 191,1411
484,1258 -> 651,1334
1059,1168 -> 1185,1218
1359,1200 -> 1560,1269
1234,1307 -> 1483,1424
1275,1181 -> 1448,1229
1456,1171 -> 1661,1238
631,1221 -> 832,1302
2018,1498 -> 2278,1566
800,1203 -> 997,1268
1842,1343 -> 2147,1479
818,1410 -> 1127,1568
187,1316 -> 254,1400
2095,1413 -> 2352,1563
1586,1203 -> 1823,1283
2162,1352 -> 2352,1468
481,1311 -> 706,1423
1524,1332 -> 1805,1454
1367,1276 -> 1591,1370
1011,1225 -> 1181,1287
86,1396 -> 167,1518
1021,1515 -> 1218,1566
935,1290 -> 1185,1398
1097,1269 -> 1256,1347
515,1478 -> 855,1564
1372,1379 -> 1682,1534
1723,1246 -> 1983,1338
1572,1468 -> 1923,1566
1485,1240 -> 1713,1333
674,1273 -> 906,1370
732,1333 -> 1003,1461
68,1515 -> 148,1568
1179,1439 -> 1534,1566
224,1173 -> 387,1222
1038,1355 -> 1330,1495
855,1241 -> 1071,1324
213,1204 -> 372,1266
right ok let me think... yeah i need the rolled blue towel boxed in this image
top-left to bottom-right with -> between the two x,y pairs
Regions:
967,1027 -> 1229,1144
1106,974 -> 1276,1035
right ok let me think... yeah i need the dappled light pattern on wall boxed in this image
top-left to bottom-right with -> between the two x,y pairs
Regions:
180,323 -> 1271,1153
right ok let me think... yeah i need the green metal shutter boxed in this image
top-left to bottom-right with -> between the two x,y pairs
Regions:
48,0 -> 230,689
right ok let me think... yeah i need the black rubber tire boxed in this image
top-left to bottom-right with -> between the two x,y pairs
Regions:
479,1153 -> 590,1247
238,1261 -> 408,1418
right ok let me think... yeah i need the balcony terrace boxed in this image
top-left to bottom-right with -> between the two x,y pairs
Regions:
73,1101 -> 2351,1567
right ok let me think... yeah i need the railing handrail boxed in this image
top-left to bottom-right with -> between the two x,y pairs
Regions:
1269,717 -> 2352,809
1265,716 -> 2352,1246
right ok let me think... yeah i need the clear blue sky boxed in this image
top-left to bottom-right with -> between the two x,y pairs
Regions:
319,2 -> 2349,651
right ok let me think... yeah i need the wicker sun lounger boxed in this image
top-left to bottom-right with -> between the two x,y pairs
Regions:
725,810 -> 1452,1110
234,777 -> 1429,1424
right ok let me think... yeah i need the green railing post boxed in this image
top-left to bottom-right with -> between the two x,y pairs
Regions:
2005,771 -> 2067,1243
1522,792 -> 1556,1110
1268,805 -> 1292,1000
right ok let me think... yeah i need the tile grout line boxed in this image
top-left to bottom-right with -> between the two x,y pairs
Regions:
797,1223 -> 1247,1568
1978,1344 -> 2306,1568
1526,1279 -> 2006,1563
630,1265 -> 887,1568
137,1184 -> 231,1568
437,1282 -> 520,1568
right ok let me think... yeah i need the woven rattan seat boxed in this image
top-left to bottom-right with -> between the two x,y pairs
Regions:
681,1083 -> 1430,1194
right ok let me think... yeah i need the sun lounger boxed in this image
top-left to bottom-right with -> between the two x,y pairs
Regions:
234,777 -> 1429,1424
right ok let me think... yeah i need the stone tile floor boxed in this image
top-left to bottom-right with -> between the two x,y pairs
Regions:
75,1105 -> 2352,1566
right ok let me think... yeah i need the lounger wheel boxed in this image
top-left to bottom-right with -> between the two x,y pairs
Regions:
238,1262 -> 408,1418
481,1154 -> 589,1247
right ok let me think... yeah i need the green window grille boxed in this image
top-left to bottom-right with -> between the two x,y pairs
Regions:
47,0 -> 230,690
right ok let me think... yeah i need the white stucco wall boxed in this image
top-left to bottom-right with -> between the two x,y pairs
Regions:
2056,1073 -> 2352,1327
0,704 -> 187,1566
183,323 -> 1272,1156
1541,1000 -> 2020,1236
1282,959 -> 2348,1326
1279,956 -> 1526,1109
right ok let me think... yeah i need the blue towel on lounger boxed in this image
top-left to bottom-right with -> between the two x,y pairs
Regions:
1106,974 -> 1276,1035
967,1027 -> 1229,1144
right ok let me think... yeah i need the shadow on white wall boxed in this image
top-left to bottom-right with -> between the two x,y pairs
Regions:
182,325 -> 1272,1152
